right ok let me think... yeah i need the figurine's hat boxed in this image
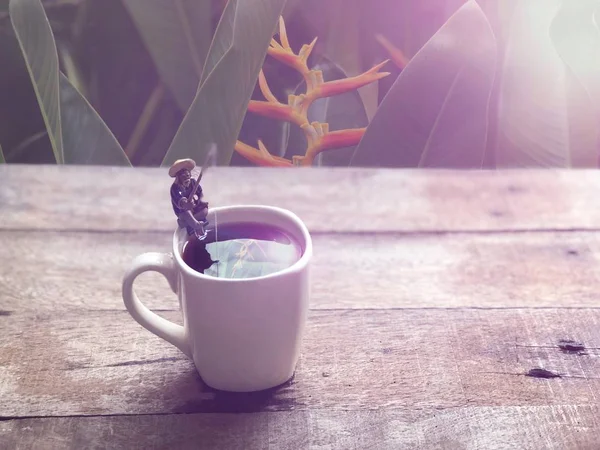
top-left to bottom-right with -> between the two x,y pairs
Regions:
169,158 -> 196,177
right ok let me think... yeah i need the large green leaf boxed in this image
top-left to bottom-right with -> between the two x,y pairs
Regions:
492,0 -> 520,44
122,0 -> 211,112
60,73 -> 131,166
550,0 -> 600,167
74,0 -> 166,163
551,1 -> 600,103
286,58 -> 369,166
162,0 -> 287,167
323,0 -> 378,120
495,0 -> 595,167
10,0 -> 64,163
10,0 -> 131,166
350,1 -> 496,168
57,40 -> 88,99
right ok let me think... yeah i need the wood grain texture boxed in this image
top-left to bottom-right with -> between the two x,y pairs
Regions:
3,165 -> 600,449
2,229 -> 600,313
2,165 -> 600,233
1,406 -> 599,450
2,309 -> 600,417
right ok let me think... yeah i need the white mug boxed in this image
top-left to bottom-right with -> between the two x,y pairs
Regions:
122,205 -> 312,392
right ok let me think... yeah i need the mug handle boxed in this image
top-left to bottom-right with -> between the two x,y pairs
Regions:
122,252 -> 191,358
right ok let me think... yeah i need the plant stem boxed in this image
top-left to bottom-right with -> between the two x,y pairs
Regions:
8,130 -> 48,159
0,0 -> 83,21
174,0 -> 204,78
126,84 -> 165,160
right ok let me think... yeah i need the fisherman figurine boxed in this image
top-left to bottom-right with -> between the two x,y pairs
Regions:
169,158 -> 209,240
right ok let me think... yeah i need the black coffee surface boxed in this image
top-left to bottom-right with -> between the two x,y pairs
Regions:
182,222 -> 302,279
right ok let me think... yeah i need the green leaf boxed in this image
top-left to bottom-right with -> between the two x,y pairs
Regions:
10,0 -> 130,166
122,0 -> 211,112
57,40 -> 88,100
74,0 -> 163,157
551,1 -> 600,102
496,0 -> 589,168
10,0 -> 64,163
6,131 -> 48,161
493,0 -> 520,44
550,0 -> 600,167
0,142 -> 5,163
323,0 -> 378,120
286,58 -> 369,166
162,0 -> 287,167
60,73 -> 131,166
351,1 -> 496,168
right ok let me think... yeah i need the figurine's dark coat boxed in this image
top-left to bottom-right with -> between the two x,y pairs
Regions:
170,179 -> 202,216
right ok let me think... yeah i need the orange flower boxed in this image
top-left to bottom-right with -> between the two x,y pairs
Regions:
319,128 -> 365,152
267,17 -> 316,77
248,69 -> 304,125
267,43 -> 303,72
376,34 -> 410,69
247,101 -> 302,124
287,124 -> 366,166
234,140 -> 293,167
311,60 -> 390,100
238,16 -> 388,167
258,69 -> 279,104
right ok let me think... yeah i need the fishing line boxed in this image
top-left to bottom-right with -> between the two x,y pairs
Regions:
215,209 -> 219,278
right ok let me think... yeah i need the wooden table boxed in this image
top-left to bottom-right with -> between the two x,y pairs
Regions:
1,165 -> 600,449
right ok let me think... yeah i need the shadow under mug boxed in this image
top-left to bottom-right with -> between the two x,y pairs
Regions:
122,205 -> 312,392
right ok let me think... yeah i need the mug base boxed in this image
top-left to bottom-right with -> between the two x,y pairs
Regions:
201,371 -> 296,394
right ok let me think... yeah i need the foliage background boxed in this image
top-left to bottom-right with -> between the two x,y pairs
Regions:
1,0 -> 598,169
0,0 -> 476,165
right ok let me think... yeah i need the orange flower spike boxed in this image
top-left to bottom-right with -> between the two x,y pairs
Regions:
311,60 -> 391,100
267,17 -> 310,75
298,37 -> 318,65
292,155 -> 308,166
257,140 -> 294,167
234,140 -> 270,166
297,37 -> 318,79
300,125 -> 366,165
234,140 -> 293,167
271,154 -> 296,166
300,122 -> 319,146
258,69 -> 279,104
247,100 -> 302,125
245,15 -> 376,168
376,34 -> 410,69
319,128 -> 366,152
267,42 -> 298,69
277,16 -> 291,51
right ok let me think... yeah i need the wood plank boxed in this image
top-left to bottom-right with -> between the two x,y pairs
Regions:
2,165 -> 600,233
2,229 -> 600,313
1,406 -> 599,449
2,309 -> 600,417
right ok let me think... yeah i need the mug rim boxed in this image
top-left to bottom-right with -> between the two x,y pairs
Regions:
172,204 -> 312,283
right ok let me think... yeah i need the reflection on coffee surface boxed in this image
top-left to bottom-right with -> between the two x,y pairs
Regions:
182,222 -> 302,279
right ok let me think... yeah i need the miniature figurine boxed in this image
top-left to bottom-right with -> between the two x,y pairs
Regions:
169,158 -> 209,240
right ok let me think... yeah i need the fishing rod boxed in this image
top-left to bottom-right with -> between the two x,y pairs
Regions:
187,144 -> 217,203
